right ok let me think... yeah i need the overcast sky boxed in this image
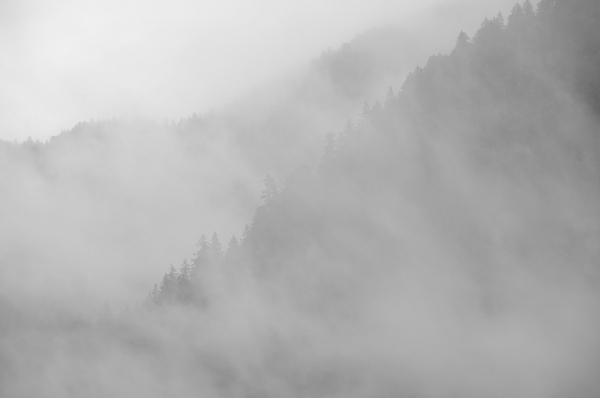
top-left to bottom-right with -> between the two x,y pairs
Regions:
0,0 -> 517,141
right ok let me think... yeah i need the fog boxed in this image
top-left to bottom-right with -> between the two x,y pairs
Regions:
0,0 -> 517,141
1,0 -> 600,397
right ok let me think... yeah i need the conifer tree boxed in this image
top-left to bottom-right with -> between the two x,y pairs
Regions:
496,12 -> 505,28
241,224 -> 251,246
225,235 -> 240,260
508,4 -> 525,28
523,0 -> 535,19
456,31 -> 470,48
536,0 -> 555,20
192,235 -> 211,269
474,16 -> 504,44
158,264 -> 178,304
319,133 -> 338,176
210,232 -> 223,262
178,259 -> 192,282
338,119 -> 356,152
371,100 -> 383,114
360,101 -> 371,122
186,235 -> 212,307
452,31 -> 471,61
260,175 -> 279,205
385,86 -> 395,106
146,283 -> 160,306
177,259 -> 193,303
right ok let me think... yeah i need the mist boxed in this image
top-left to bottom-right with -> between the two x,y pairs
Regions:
1,0 -> 600,397
0,0 -> 518,141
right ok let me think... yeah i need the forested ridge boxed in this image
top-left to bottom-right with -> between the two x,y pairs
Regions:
2,1 -> 600,397
147,0 -> 600,311
0,25 -> 414,180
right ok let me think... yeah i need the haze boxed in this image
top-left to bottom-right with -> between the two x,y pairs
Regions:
1,0 -> 516,141
2,1 -> 600,397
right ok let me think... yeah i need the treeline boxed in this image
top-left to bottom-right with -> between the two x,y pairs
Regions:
145,0 -> 600,311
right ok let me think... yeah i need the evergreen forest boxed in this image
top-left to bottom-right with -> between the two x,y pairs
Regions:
1,1 -> 600,397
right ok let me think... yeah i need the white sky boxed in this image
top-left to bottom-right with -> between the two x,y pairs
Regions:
0,0 -> 517,141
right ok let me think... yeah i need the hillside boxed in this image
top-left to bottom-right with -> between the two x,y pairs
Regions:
2,1 -> 600,397
152,0 -> 600,308
0,26 -> 420,307
145,1 -> 600,397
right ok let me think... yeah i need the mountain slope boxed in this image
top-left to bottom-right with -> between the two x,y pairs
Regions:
0,26 -> 422,307
143,1 -> 600,397
2,1 -> 600,397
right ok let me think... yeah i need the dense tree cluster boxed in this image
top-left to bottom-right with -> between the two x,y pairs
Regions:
145,0 -> 600,313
